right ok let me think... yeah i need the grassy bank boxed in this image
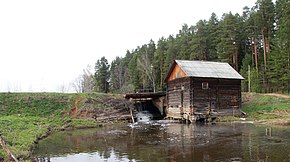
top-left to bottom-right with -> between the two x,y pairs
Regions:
241,93 -> 290,125
1,92 -> 289,160
0,92 -> 126,161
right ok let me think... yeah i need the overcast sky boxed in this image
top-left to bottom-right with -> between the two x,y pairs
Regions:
0,0 -> 256,92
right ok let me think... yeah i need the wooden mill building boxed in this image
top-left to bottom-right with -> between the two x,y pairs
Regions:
164,60 -> 244,122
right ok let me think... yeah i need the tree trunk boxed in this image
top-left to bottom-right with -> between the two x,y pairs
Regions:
288,46 -> 290,94
235,46 -> 238,70
251,37 -> 255,65
253,36 -> 259,75
267,16 -> 271,56
261,25 -> 269,92
288,81 -> 290,95
261,26 -> 267,72
261,6 -> 267,73
160,60 -> 163,90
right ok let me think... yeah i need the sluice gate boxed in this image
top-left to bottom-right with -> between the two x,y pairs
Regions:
124,92 -> 166,120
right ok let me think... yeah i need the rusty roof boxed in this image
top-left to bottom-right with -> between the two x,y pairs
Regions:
165,60 -> 244,82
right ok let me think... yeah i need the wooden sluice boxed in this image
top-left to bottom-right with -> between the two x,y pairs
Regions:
124,92 -> 166,116
124,92 -> 166,100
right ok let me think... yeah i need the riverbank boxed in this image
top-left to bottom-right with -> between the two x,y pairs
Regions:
0,92 -> 133,161
219,93 -> 290,125
242,93 -> 290,125
1,92 -> 289,161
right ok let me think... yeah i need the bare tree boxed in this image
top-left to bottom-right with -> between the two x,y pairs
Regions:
58,83 -> 70,93
82,65 -> 95,92
72,75 -> 83,93
137,51 -> 156,92
71,65 -> 95,93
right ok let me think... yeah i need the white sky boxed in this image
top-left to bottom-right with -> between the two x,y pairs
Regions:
0,0 -> 256,92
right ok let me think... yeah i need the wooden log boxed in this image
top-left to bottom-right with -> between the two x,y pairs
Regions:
130,108 -> 135,123
0,135 -> 19,162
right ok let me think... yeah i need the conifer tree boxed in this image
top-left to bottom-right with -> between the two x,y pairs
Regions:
95,57 -> 110,93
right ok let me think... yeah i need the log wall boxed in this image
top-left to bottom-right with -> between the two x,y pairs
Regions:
167,77 -> 191,118
166,77 -> 242,119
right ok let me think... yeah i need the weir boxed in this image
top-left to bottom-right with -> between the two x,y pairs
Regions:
124,92 -> 166,120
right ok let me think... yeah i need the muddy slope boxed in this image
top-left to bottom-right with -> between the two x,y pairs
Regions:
66,94 -> 135,122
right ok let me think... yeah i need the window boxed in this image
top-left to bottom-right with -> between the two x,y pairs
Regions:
181,85 -> 184,90
202,82 -> 209,89
173,85 -> 176,91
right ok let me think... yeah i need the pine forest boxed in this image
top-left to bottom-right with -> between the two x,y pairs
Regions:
91,0 -> 290,94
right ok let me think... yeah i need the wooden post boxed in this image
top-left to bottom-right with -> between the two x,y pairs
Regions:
126,99 -> 135,123
128,99 -> 135,123
0,135 -> 19,162
130,108 -> 135,123
266,128 -> 272,137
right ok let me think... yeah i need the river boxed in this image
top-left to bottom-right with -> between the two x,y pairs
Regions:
31,121 -> 290,162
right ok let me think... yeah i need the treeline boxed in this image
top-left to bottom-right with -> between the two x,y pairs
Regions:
83,0 -> 289,94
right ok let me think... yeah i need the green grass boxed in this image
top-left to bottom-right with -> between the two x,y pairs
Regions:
243,94 -> 290,112
0,92 -> 110,161
0,115 -> 48,157
242,93 -> 290,122
0,93 -> 73,116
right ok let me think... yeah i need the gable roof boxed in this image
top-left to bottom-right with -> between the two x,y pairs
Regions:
164,60 -> 244,82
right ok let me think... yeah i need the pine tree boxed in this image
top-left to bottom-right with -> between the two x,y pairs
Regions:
128,54 -> 140,91
164,35 -> 178,72
207,13 -> 219,61
190,20 -> 209,60
95,57 -> 110,93
217,12 -> 241,70
268,0 -> 290,93
110,56 -> 124,92
240,53 -> 252,92
92,0 -> 289,94
175,24 -> 193,60
256,0 -> 275,71
153,37 -> 168,90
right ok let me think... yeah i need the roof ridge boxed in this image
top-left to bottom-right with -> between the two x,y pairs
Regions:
175,60 -> 228,64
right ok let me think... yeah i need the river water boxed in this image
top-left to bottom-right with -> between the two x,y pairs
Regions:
32,121 -> 290,162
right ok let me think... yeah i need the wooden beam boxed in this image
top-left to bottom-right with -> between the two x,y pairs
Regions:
0,135 -> 19,162
124,92 -> 166,99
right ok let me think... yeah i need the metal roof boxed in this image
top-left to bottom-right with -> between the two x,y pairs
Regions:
175,60 -> 244,80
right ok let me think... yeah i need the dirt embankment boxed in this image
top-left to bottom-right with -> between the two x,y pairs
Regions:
241,93 -> 255,103
242,93 -> 290,105
66,94 -> 135,122
242,93 -> 290,103
264,93 -> 290,99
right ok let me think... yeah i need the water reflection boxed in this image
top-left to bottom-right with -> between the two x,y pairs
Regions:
32,122 -> 290,162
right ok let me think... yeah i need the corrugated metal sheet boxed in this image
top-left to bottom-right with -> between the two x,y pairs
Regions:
175,60 -> 244,80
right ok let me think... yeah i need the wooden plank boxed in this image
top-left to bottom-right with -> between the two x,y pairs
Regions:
124,92 -> 166,99
168,64 -> 187,81
0,135 -> 19,162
